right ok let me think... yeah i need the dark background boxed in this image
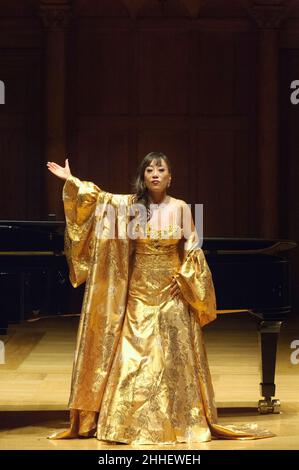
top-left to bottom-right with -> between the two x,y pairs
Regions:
0,0 -> 298,312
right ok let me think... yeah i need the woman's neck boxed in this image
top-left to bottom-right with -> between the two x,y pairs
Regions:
148,191 -> 168,205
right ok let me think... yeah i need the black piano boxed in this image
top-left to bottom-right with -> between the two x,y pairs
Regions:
0,220 -> 80,334
205,237 -> 297,414
0,220 -> 297,415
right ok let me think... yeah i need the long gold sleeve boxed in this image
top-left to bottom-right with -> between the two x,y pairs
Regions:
62,175 -> 103,288
175,231 -> 217,328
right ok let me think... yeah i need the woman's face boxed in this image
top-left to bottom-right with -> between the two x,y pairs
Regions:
143,159 -> 171,193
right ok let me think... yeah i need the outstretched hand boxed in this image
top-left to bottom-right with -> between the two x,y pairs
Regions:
47,158 -> 71,181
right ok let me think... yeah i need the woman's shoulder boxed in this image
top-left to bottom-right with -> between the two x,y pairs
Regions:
169,196 -> 190,211
169,197 -> 194,234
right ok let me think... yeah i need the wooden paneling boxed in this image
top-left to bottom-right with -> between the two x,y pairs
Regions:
0,47 -> 42,219
74,120 -> 132,195
69,18 -> 257,238
137,124 -> 191,202
0,0 -> 296,267
0,1 -> 297,311
75,0 -> 130,17
194,129 -> 235,236
198,31 -> 235,114
137,0 -> 189,18
139,30 -> 189,115
280,48 -> 299,311
76,30 -> 131,115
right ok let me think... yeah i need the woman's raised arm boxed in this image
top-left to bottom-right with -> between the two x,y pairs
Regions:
47,158 -> 71,180
47,158 -> 104,288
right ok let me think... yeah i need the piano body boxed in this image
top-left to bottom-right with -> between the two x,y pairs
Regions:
0,220 -> 297,414
0,220 -> 83,335
205,237 -> 297,414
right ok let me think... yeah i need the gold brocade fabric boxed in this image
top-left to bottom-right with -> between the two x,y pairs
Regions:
48,176 -> 274,443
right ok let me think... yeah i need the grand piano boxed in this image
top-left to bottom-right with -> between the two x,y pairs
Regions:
0,220 -> 73,334
0,220 -> 297,415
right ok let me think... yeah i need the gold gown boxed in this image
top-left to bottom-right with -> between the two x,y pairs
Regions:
49,175 -> 274,443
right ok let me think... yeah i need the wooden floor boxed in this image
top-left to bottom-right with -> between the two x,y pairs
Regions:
0,312 -> 298,450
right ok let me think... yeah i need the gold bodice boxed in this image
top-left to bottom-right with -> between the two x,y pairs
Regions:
133,223 -> 182,270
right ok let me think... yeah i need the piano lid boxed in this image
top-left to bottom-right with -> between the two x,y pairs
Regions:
201,238 -> 297,255
0,220 -> 65,252
0,220 -> 65,228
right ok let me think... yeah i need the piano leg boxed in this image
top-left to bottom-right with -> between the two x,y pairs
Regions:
257,319 -> 282,414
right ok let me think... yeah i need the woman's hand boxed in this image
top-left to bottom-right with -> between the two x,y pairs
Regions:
47,158 -> 71,181
170,276 -> 182,302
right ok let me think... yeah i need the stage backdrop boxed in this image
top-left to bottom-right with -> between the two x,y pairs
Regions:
0,0 -> 298,310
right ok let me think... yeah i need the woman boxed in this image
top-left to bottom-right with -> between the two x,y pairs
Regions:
46,152 -> 273,444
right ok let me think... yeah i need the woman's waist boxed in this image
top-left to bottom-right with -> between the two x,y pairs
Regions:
133,249 -> 181,270
134,243 -> 179,256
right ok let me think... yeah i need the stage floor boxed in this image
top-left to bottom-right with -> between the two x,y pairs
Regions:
0,313 -> 298,450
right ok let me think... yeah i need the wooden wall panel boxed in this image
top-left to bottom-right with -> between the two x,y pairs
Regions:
0,2 -> 286,238
73,117 -> 134,195
70,21 -> 257,238
138,0 -> 189,18
194,129 -> 235,236
76,0 -> 129,17
137,124 -> 191,202
198,31 -> 235,114
280,48 -> 299,310
76,30 -> 131,115
0,0 -> 297,308
199,0 -> 248,18
0,47 -> 42,220
139,30 -> 189,115
234,32 -> 258,116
